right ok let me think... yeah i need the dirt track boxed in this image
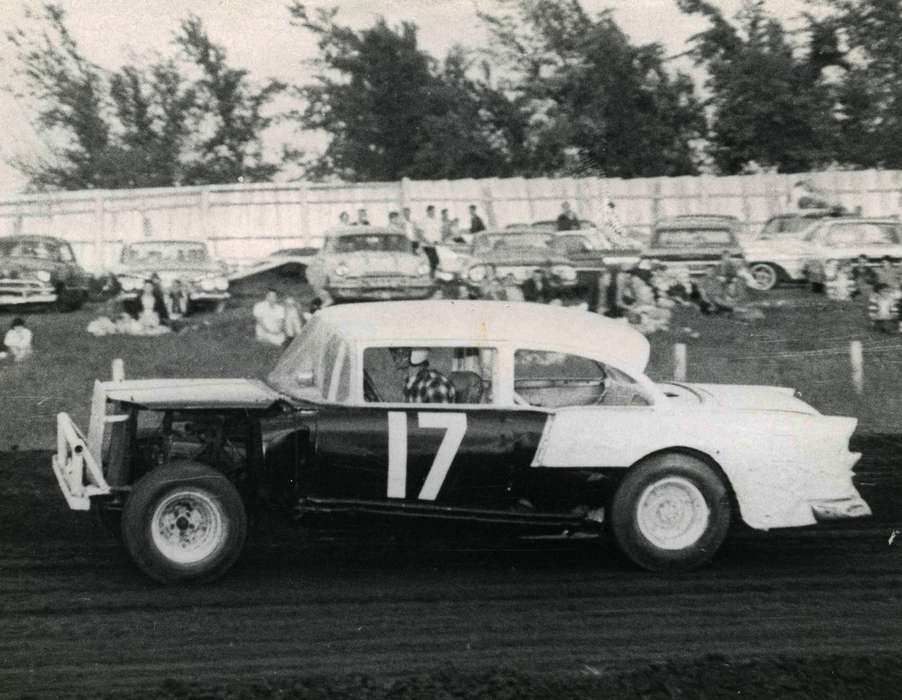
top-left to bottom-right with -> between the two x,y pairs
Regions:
2,438 -> 901,698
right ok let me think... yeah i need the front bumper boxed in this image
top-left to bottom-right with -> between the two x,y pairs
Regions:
810,495 -> 872,522
0,279 -> 57,305
118,290 -> 230,302
328,279 -> 436,301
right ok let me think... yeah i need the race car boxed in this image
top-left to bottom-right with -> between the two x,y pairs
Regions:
52,301 -> 869,583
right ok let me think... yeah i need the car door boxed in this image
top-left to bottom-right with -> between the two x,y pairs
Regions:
312,345 -> 531,511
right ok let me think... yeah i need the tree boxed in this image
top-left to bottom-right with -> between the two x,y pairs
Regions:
4,4 -> 282,190
288,3 -> 521,181
677,0 -> 841,173
812,0 -> 902,168
479,0 -> 707,177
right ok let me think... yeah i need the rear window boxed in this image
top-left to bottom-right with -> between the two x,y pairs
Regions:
653,229 -> 735,247
822,223 -> 901,247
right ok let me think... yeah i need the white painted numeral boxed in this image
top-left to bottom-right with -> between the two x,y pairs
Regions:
387,412 -> 467,501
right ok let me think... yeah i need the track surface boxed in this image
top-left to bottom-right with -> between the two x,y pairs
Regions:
2,438 -> 901,698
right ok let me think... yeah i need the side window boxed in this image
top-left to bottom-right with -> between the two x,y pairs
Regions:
363,346 -> 496,405
514,350 -> 650,408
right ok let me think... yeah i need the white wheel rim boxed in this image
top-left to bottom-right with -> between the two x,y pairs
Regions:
636,476 -> 710,550
151,489 -> 225,565
752,265 -> 775,288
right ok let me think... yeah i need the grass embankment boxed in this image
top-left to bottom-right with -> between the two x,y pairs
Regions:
1,281 -> 900,451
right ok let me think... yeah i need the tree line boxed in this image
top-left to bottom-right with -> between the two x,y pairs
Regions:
5,0 -> 902,191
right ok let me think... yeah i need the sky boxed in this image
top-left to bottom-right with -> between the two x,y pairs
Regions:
0,0 -> 810,195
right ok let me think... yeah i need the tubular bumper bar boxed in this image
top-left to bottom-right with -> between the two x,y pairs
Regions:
51,412 -> 110,510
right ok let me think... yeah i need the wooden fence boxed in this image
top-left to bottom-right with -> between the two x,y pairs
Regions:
2,170 -> 902,272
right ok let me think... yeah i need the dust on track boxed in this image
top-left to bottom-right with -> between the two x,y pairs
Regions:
1,437 -> 900,698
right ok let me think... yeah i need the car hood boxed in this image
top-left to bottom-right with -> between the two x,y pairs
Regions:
331,251 -> 425,276
659,381 -> 820,414
102,378 -> 282,409
476,247 -> 572,266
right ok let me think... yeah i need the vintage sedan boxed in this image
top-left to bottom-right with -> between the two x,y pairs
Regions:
642,216 -> 746,277
458,228 -> 578,295
800,218 -> 902,288
0,235 -> 90,310
52,301 -> 869,583
116,240 -> 230,311
305,227 -> 435,302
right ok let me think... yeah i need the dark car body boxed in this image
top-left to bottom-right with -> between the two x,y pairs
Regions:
0,235 -> 90,310
643,216 -> 745,276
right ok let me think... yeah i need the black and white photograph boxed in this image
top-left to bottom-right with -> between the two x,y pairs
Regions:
0,0 -> 901,697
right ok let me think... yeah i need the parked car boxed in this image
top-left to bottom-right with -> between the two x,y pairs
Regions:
115,240 -> 230,312
642,216 -> 745,277
742,208 -> 851,290
801,218 -> 902,288
0,235 -> 90,311
454,228 -> 578,296
305,227 -> 435,302
228,245 -> 320,282
52,301 -> 870,583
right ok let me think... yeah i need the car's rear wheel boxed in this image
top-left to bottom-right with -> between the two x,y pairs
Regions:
609,453 -> 731,571
749,263 -> 779,291
122,462 -> 247,584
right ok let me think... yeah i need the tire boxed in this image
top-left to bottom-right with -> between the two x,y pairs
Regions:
121,462 -> 247,584
749,263 -> 779,291
609,453 -> 731,572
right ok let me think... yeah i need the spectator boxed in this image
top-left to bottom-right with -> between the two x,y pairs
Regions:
851,255 -> 877,300
401,207 -> 418,242
339,211 -> 351,226
522,269 -> 552,303
253,288 -> 287,346
868,283 -> 900,333
355,208 -> 370,226
556,201 -> 580,231
403,348 -> 456,404
469,204 -> 486,234
826,261 -> 855,301
440,209 -> 453,239
502,273 -> 525,302
876,256 -> 900,290
166,279 -> 190,330
3,317 -> 32,361
420,205 -> 442,275
388,210 -> 403,231
134,279 -> 169,332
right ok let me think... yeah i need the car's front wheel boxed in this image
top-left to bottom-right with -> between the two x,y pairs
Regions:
609,453 -> 731,572
749,263 -> 779,291
122,462 -> 247,584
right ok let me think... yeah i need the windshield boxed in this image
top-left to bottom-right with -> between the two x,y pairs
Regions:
327,234 -> 412,254
553,235 -> 594,254
0,238 -> 70,261
267,318 -> 330,401
474,233 -> 553,252
654,229 -> 734,247
122,242 -> 209,264
760,216 -> 818,238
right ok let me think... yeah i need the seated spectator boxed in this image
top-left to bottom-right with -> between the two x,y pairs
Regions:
826,261 -> 856,301
851,255 -> 877,300
868,283 -> 900,333
165,279 -> 191,331
134,279 -> 169,333
522,269 -> 552,303
502,273 -> 525,302
556,201 -> 579,231
253,289 -> 287,346
876,256 -> 900,291
3,317 -> 32,361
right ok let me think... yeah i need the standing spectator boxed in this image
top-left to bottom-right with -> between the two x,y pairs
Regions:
253,289 -> 287,346
420,205 -> 442,275
440,209 -> 453,239
826,261 -> 856,301
556,201 -> 580,231
339,211 -> 351,226
868,283 -> 900,333
165,279 -> 190,331
355,208 -> 370,226
522,269 -> 552,303
876,256 -> 900,290
388,211 -> 404,231
402,207 -> 418,242
469,204 -> 486,234
3,317 -> 32,361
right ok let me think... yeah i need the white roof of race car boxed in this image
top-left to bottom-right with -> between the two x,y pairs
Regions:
316,300 -> 651,375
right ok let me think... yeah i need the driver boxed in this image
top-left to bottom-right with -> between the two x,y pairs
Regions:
403,348 -> 457,404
